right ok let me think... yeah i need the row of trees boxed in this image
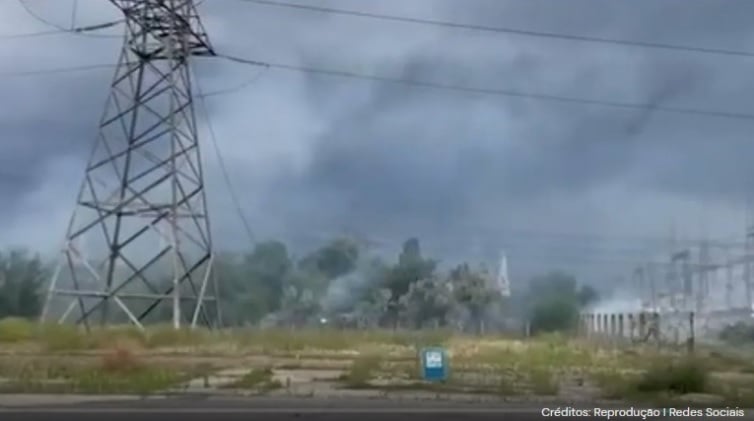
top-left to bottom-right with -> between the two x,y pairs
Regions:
215,236 -> 598,333
0,237 -> 599,334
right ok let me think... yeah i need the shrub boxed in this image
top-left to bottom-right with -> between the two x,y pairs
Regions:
101,347 -> 143,373
636,357 -> 708,394
0,317 -> 35,343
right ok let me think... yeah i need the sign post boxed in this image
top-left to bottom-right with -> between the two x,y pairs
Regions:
420,347 -> 448,382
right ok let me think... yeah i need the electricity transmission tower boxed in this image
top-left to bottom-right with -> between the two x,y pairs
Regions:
41,0 -> 221,331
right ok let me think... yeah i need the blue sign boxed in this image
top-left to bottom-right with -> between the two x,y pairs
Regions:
420,347 -> 448,382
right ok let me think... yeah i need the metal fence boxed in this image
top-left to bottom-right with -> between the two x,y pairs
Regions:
579,311 -> 695,350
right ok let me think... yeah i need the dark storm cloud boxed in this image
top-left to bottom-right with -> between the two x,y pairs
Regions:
0,68 -> 112,216
264,36 -> 715,244
4,0 -> 754,281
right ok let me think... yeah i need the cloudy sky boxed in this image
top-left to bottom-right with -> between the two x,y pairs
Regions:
2,0 -> 754,285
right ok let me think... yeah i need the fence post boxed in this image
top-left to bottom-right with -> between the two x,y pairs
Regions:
628,313 -> 636,341
639,312 -> 646,339
607,313 -> 615,340
618,313 -> 624,341
651,312 -> 660,346
688,311 -> 695,354
596,313 -> 601,335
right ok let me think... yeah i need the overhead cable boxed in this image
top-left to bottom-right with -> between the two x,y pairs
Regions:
238,0 -> 754,59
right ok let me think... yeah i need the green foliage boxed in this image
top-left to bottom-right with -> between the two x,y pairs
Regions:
525,271 -> 597,335
719,322 -> 754,344
398,276 -> 453,328
636,358 -> 708,394
0,249 -> 49,319
245,241 -> 292,303
384,238 -> 436,300
38,324 -> 88,351
0,238 -> 591,334
216,241 -> 295,324
300,238 -> 360,280
0,317 -> 35,342
528,296 -> 579,334
224,367 -> 280,390
577,285 -> 599,307
341,354 -> 383,388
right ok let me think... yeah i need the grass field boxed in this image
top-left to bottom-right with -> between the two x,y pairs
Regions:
0,317 -> 752,406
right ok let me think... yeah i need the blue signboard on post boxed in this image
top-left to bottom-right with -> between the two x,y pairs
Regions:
420,347 -> 448,382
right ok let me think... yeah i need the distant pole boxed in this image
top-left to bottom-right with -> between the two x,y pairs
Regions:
698,240 -> 710,314
746,225 -> 754,313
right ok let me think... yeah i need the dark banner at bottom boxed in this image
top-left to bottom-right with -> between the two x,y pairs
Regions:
0,397 -> 752,421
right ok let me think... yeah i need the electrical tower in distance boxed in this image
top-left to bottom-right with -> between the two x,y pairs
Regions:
41,0 -> 220,331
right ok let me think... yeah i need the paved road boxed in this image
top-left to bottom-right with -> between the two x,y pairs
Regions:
0,395 -> 725,421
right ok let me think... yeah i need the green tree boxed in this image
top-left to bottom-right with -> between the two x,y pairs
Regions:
384,238 -> 436,300
278,285 -> 321,327
299,237 -> 359,280
398,276 -> 453,328
215,241 -> 294,325
450,263 -> 499,333
524,271 -> 597,335
244,240 -> 292,307
382,238 -> 436,327
577,285 -> 599,307
0,249 -> 49,318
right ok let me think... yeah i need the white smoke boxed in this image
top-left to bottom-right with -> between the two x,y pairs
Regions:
320,271 -> 369,313
587,288 -> 643,314
319,256 -> 387,313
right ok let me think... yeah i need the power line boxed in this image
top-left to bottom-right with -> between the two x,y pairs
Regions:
17,0 -> 69,32
0,29 -> 62,40
5,49 -> 754,123
6,52 -> 754,123
70,0 -> 78,31
193,66 -> 257,246
237,0 -> 754,59
290,230 -> 730,268
199,66 -> 269,98
0,23 -> 122,40
14,0 -> 121,39
0,63 -> 116,77
217,53 -> 754,122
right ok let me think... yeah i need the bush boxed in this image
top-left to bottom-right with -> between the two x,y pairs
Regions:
719,322 -> 754,344
340,354 -> 383,387
38,323 -> 89,351
528,297 -> 579,335
101,347 -> 143,373
636,358 -> 708,394
0,318 -> 35,343
145,325 -> 208,348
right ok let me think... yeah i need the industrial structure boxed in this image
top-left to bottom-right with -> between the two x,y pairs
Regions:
634,238 -> 754,329
582,221 -> 754,345
41,0 -> 221,331
495,251 -> 511,297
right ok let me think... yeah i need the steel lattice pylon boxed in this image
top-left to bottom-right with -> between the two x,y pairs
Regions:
41,0 -> 221,330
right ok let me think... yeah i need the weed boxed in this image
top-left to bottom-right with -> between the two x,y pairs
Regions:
72,368 -> 182,394
591,369 -> 634,399
100,347 -> 143,373
528,367 -> 559,395
340,354 -> 383,388
0,318 -> 35,343
225,367 -> 280,391
38,324 -> 89,351
635,357 -> 708,395
0,356 -> 186,394
145,325 -> 208,348
91,326 -> 147,349
498,374 -> 519,395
